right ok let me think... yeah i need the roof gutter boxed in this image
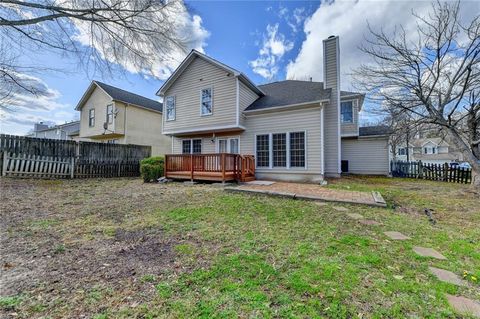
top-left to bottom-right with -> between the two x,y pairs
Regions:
243,99 -> 330,115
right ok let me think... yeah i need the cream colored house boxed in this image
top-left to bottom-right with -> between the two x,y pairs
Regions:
157,36 -> 390,182
395,137 -> 464,165
75,81 -> 170,155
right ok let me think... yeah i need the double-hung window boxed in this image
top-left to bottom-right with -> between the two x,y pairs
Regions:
182,139 -> 202,154
256,132 -> 306,169
341,101 -> 353,123
165,96 -> 175,121
106,104 -> 114,124
272,133 -> 287,167
201,88 -> 213,116
256,135 -> 270,167
290,132 -> 305,167
89,109 -> 95,127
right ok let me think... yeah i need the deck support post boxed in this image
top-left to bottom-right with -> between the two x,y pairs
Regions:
221,153 -> 226,183
190,154 -> 194,181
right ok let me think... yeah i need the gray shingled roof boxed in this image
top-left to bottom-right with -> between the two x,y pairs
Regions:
245,80 -> 364,111
359,125 -> 392,136
245,81 -> 331,111
95,81 -> 163,112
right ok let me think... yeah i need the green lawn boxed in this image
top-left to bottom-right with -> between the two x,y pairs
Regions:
0,177 -> 478,318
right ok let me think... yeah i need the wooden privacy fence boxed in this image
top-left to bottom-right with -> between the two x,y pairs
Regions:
0,134 -> 151,179
390,160 -> 472,184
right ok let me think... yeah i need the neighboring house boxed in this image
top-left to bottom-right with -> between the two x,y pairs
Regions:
395,137 -> 464,165
75,81 -> 171,155
27,121 -> 80,140
156,36 -> 390,182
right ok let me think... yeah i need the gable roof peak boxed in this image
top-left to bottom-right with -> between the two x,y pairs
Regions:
157,50 -> 264,96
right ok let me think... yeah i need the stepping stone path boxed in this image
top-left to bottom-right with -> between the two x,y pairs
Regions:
413,246 -> 447,260
384,231 -> 411,240
347,213 -> 364,220
446,294 -> 480,318
428,267 -> 468,287
332,206 -> 349,212
358,219 -> 381,226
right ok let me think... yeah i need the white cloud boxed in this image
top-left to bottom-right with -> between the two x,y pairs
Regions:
286,0 -> 478,90
0,74 -> 74,135
249,24 -> 294,80
71,0 -> 209,80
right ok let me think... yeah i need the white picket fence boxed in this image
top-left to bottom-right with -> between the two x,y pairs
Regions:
2,153 -> 74,178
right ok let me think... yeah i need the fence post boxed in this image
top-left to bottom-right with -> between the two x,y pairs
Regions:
70,157 -> 75,179
117,161 -> 121,177
2,151 -> 8,176
418,161 -> 423,179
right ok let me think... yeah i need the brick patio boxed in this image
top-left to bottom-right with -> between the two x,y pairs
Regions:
226,182 -> 387,207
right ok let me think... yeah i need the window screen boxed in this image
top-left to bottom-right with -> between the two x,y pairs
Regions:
341,101 -> 353,123
290,132 -> 305,167
272,133 -> 287,167
192,139 -> 202,154
182,140 -> 191,154
256,135 -> 270,167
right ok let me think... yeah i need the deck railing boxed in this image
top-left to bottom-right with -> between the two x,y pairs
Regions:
165,153 -> 255,182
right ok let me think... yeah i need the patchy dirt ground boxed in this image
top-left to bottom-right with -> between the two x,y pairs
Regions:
1,177 -> 479,318
0,178 -> 219,318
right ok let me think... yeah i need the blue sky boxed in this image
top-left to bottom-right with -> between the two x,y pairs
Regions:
1,0 -> 477,135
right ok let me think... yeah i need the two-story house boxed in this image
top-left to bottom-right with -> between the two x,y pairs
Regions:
157,36 -> 390,182
75,81 -> 171,155
27,121 -> 80,140
395,137 -> 464,164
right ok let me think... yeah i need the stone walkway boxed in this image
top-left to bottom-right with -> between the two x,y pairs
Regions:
226,181 -> 387,207
379,228 -> 477,317
332,205 -> 478,317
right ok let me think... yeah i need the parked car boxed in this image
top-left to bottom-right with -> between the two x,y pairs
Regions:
458,162 -> 471,169
449,162 -> 459,168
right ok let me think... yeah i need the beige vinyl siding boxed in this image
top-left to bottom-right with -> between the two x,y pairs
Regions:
238,81 -> 259,126
323,37 -> 340,176
340,98 -> 359,136
163,57 -> 237,133
242,106 -> 323,182
341,137 -> 390,175
79,86 -> 125,137
120,103 -> 170,156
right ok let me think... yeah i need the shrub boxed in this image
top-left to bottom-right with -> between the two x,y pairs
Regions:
140,156 -> 164,182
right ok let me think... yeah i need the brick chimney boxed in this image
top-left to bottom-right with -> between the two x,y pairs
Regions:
323,35 -> 341,176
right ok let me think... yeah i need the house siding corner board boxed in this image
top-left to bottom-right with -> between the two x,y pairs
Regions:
163,57 -> 237,133
341,137 -> 389,175
242,107 -> 323,182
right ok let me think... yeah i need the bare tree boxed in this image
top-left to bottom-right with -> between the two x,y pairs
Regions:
353,1 -> 480,186
0,0 -> 199,109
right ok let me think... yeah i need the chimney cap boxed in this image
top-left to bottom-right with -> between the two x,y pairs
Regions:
328,35 -> 336,39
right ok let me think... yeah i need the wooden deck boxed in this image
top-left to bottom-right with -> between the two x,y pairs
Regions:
165,153 -> 255,183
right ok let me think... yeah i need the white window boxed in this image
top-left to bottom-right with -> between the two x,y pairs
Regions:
341,101 -> 353,123
200,88 -> 213,116
424,146 -> 437,154
106,104 -> 114,124
256,135 -> 270,167
272,133 -> 287,167
217,137 -> 239,154
89,109 -> 95,127
165,96 -> 175,121
290,132 -> 305,167
255,132 -> 306,169
398,148 -> 407,156
182,139 -> 202,154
